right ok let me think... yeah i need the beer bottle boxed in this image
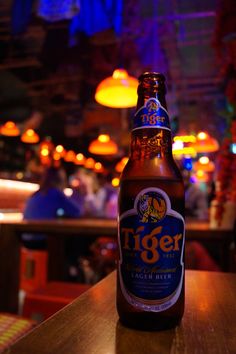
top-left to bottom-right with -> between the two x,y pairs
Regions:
117,72 -> 185,330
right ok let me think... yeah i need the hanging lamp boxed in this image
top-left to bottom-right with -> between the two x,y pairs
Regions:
39,137 -> 54,166
84,157 -> 95,169
64,150 -> 76,163
94,162 -> 105,173
95,68 -> 138,108
75,153 -> 86,165
21,129 -> 39,143
39,137 -> 54,156
193,156 -> 215,172
55,145 -> 66,158
0,121 -> 20,136
89,134 -> 118,155
53,151 -> 61,161
191,132 -> 219,153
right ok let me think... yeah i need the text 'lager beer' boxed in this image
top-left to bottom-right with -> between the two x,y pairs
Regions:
117,72 -> 185,330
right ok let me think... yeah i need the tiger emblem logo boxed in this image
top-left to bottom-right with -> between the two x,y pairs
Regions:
146,99 -> 160,113
137,192 -> 166,223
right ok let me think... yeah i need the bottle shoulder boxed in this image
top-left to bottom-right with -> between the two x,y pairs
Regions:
121,158 -> 183,182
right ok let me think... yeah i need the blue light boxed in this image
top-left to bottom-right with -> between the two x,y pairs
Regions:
69,0 -> 123,41
183,157 -> 192,171
57,208 -> 65,217
38,0 -> 80,22
231,143 -> 236,154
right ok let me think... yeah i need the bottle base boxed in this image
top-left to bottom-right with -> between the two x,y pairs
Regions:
118,314 -> 182,331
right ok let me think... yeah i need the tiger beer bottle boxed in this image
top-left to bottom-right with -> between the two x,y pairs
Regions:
117,72 -> 185,330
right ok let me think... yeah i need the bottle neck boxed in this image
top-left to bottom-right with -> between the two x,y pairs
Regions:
136,91 -> 167,111
130,91 -> 173,160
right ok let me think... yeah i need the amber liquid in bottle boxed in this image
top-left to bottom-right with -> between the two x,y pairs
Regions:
117,72 -> 185,331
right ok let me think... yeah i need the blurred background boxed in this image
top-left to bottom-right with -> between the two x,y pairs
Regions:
0,0 -> 235,224
0,2 -> 236,338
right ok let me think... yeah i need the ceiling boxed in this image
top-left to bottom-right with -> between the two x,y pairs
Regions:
0,0 -> 227,169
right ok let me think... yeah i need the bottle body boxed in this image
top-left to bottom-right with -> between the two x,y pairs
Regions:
117,73 -> 185,331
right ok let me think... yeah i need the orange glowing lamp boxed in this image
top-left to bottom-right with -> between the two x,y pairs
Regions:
193,156 -> 215,172
94,162 -> 105,173
75,153 -> 86,165
41,148 -> 49,157
64,150 -> 76,162
39,137 -> 54,151
53,151 -> 61,161
95,69 -> 138,108
84,157 -> 95,169
88,134 -> 118,155
0,121 -> 20,136
39,137 -> 54,165
193,132 -> 219,153
21,129 -> 39,143
55,145 -> 66,157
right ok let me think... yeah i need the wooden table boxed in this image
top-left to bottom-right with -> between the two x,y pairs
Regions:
6,270 -> 236,354
0,218 -> 234,313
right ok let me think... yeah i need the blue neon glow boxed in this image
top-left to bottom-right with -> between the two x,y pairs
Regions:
231,143 -> 236,154
69,0 -> 123,39
183,158 -> 192,171
38,0 -> 80,22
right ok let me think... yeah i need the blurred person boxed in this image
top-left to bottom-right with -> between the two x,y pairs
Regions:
67,168 -> 108,278
105,191 -> 118,218
183,170 -> 220,271
22,166 -> 80,249
98,174 -> 118,219
184,171 -> 209,220
68,170 -> 118,281
70,168 -> 107,217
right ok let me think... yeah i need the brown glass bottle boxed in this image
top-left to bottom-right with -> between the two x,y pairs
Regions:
117,72 -> 185,331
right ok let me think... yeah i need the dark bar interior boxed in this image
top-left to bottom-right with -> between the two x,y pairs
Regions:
0,0 -> 235,352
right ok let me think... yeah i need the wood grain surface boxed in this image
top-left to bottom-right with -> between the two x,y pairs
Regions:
6,270 -> 236,354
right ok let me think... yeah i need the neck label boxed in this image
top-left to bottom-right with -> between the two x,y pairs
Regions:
133,98 -> 170,131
